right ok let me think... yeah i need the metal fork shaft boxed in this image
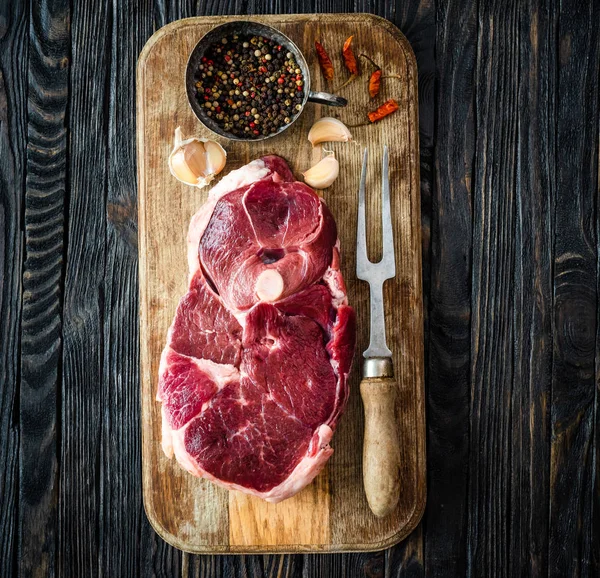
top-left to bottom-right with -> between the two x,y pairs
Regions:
357,146 -> 395,360
364,279 -> 392,358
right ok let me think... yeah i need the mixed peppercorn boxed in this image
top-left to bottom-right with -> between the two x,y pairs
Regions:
194,33 -> 305,138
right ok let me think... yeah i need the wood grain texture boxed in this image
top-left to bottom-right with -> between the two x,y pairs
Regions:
5,0 -> 600,575
510,1 -> 555,574
0,1 -> 28,577
137,13 -> 425,554
58,0 -> 110,574
424,0 -> 475,576
360,376 -> 402,518
18,1 -> 69,577
549,1 -> 600,576
595,91 -> 600,578
469,1 -> 523,573
100,0 -> 160,577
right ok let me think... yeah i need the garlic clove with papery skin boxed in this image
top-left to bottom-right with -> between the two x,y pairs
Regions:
307,117 -> 352,146
168,127 -> 227,188
203,140 -> 227,176
302,152 -> 339,189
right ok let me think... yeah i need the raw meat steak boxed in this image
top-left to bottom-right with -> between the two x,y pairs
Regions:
158,156 -> 355,503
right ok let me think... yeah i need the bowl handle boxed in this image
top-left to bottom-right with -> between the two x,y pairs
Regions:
307,91 -> 348,107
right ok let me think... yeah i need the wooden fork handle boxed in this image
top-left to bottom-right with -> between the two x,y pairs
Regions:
360,376 -> 401,517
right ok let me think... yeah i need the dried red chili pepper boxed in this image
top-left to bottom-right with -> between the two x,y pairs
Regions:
369,69 -> 382,98
368,99 -> 399,123
334,36 -> 360,91
359,54 -> 382,98
342,36 -> 359,75
315,41 -> 334,81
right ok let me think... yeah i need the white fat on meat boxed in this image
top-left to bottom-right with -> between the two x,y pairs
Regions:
207,159 -> 271,201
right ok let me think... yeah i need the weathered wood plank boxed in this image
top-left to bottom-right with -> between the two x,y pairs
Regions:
509,1 -> 556,575
424,0 -> 476,575
262,554 -> 304,578
99,0 -> 159,576
187,553 -> 271,578
468,0 -> 521,574
595,86 -> 600,577
594,104 -> 600,578
58,0 -> 110,575
549,1 -> 600,576
139,518 -> 184,578
301,552 -> 385,578
386,525 -> 424,578
0,1 -> 28,577
18,0 -> 69,576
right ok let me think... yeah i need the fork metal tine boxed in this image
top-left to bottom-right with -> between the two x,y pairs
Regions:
356,146 -> 395,360
356,148 -> 369,280
380,145 -> 396,274
355,146 -> 396,280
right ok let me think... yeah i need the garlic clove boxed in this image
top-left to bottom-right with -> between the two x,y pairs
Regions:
307,117 -> 352,146
168,127 -> 227,188
170,147 -> 202,185
302,152 -> 339,189
204,140 -> 227,176
183,140 -> 209,181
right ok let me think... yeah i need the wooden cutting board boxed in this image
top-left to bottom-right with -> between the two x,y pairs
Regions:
137,13 -> 425,553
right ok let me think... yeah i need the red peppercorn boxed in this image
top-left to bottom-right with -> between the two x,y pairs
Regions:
193,33 -> 307,139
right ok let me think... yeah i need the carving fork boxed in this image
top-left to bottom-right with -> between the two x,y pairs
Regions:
356,146 -> 400,518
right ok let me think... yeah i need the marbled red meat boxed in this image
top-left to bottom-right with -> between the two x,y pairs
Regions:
199,179 -> 337,311
158,156 -> 355,502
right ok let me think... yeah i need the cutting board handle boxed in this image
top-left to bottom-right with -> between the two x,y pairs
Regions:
360,376 -> 401,517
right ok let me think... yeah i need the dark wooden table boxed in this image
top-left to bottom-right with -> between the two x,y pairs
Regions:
1,0 -> 598,576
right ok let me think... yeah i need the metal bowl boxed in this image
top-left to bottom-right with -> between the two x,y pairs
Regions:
185,20 -> 347,142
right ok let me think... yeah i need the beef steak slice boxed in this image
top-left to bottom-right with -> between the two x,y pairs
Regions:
158,156 -> 355,502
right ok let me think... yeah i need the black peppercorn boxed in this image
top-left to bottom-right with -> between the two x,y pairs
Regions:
194,33 -> 305,138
